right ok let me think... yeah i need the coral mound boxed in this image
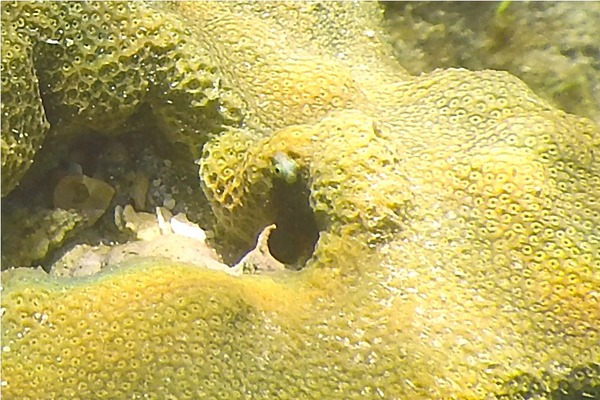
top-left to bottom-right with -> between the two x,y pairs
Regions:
1,1 -> 599,399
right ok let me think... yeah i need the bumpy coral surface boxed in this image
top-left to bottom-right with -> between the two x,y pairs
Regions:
384,2 -> 600,126
1,1 -> 599,399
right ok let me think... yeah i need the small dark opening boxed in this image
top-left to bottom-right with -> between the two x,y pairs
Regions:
267,176 -> 319,270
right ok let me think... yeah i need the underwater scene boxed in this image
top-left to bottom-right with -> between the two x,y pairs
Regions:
1,2 -> 599,398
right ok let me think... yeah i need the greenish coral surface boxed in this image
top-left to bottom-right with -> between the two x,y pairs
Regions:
384,1 -> 600,126
1,1 -> 599,399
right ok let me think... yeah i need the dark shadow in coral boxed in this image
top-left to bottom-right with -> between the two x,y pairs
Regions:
267,175 -> 319,270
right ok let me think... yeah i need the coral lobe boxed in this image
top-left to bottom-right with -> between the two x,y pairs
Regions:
1,1 -> 599,399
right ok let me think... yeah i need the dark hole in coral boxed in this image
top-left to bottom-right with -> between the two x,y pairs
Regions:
267,175 -> 319,270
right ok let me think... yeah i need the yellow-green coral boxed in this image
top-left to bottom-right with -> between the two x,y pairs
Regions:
0,1 -> 245,195
384,2 -> 600,125
1,206 -> 85,268
1,1 -> 599,399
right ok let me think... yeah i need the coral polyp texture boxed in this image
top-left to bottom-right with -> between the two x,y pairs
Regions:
1,1 -> 599,399
384,2 -> 600,126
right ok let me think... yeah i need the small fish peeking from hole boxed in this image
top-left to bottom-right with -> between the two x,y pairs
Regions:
268,151 -> 319,268
272,152 -> 299,184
